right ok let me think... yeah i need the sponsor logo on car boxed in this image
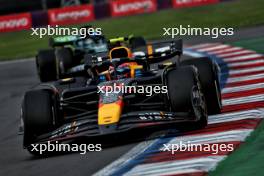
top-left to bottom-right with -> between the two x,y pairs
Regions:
139,112 -> 174,120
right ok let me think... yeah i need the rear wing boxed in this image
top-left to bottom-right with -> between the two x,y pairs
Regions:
86,39 -> 183,65
133,39 -> 182,62
108,36 -> 182,57
87,39 -> 182,68
151,39 -> 182,55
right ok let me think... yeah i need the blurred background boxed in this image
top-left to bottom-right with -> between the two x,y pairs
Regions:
0,0 -> 263,60
0,0 -> 94,15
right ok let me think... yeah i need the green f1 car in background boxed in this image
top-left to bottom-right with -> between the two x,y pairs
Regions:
36,33 -> 108,82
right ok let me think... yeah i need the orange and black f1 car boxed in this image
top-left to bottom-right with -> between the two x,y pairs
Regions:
21,39 -> 222,155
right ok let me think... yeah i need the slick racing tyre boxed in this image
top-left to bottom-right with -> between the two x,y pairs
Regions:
55,48 -> 74,79
130,36 -> 147,49
166,66 -> 208,129
36,49 -> 57,82
22,89 -> 57,154
181,57 -> 222,115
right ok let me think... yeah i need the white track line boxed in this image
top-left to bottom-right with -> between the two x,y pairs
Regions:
197,45 -> 229,52
227,66 -> 264,75
209,109 -> 264,124
217,50 -> 255,58
125,156 -> 226,176
222,94 -> 264,106
226,73 -> 264,83
221,61 -> 264,75
222,83 -> 264,94
209,47 -> 242,55
188,43 -> 219,50
223,54 -> 263,62
93,139 -> 159,176
227,59 -> 264,67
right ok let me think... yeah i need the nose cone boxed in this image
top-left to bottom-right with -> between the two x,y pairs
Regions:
98,101 -> 123,125
98,100 -> 123,134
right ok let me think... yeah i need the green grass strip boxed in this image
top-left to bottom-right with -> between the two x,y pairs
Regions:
0,0 -> 264,60
209,120 -> 264,176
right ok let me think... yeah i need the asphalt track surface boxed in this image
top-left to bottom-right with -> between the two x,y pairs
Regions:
0,26 -> 264,176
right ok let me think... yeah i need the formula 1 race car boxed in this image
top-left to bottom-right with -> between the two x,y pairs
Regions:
36,33 -> 109,82
22,39 -> 222,155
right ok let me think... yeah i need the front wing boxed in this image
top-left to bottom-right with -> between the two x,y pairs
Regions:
31,110 -> 198,145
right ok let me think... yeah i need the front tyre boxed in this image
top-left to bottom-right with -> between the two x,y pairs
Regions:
22,89 -> 57,154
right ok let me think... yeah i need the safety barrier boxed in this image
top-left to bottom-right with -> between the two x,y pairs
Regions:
0,0 -> 219,32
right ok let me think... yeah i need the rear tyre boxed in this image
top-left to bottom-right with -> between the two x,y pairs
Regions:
130,36 -> 147,49
49,37 -> 55,48
22,89 -> 57,154
55,48 -> 74,79
181,57 -> 222,115
36,49 -> 57,82
166,66 -> 208,129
